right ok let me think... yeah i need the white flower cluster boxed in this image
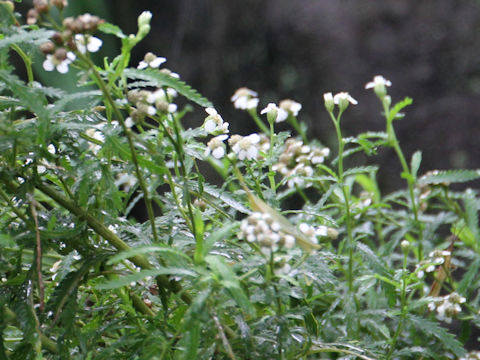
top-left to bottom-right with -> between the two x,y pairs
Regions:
460,351 -> 480,360
415,249 -> 451,279
428,292 -> 466,323
238,212 -> 295,255
273,138 -> 330,188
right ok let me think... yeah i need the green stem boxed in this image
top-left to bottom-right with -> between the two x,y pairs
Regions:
10,44 -> 34,85
268,120 -> 276,191
248,108 -> 270,134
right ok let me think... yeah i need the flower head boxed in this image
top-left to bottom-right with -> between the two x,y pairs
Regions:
43,48 -> 76,74
279,99 -> 302,117
205,135 -> 228,159
260,103 -> 288,123
230,133 -> 261,160
365,75 -> 392,98
203,107 -> 229,134
74,34 -> 102,54
138,52 -> 166,69
333,92 -> 358,111
231,87 -> 259,110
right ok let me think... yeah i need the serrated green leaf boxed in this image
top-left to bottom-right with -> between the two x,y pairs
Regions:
124,68 -> 213,107
407,315 -> 466,357
388,97 -> 413,122
53,90 -> 102,112
106,245 -> 192,265
457,257 -> 480,295
203,222 -> 237,256
418,169 -> 480,185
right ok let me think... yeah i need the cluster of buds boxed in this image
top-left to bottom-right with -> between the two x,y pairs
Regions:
126,88 -> 177,124
428,292 -> 466,323
415,249 -> 452,279
273,138 -> 330,188
26,1 -> 71,25
239,212 -> 296,255
63,13 -> 104,34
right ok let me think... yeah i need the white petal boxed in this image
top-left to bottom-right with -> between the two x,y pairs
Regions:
56,62 -> 69,74
86,37 -> 102,53
137,61 -> 148,69
204,119 -> 216,133
276,108 -> 288,123
212,147 -> 225,159
43,58 -> 54,72
150,57 -> 166,68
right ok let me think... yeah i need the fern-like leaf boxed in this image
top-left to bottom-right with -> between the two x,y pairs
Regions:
407,315 -> 466,357
417,169 -> 480,185
0,28 -> 54,49
124,68 -> 213,108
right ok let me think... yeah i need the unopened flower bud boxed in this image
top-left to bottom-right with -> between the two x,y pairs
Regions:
400,239 -> 410,253
51,32 -> 63,46
54,48 -> 67,61
327,227 -> 339,240
40,41 -> 55,54
27,8 -> 39,25
51,0 -> 67,10
323,92 -> 334,113
33,0 -> 49,13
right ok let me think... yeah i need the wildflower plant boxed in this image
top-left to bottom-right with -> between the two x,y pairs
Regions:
1,2 -> 480,359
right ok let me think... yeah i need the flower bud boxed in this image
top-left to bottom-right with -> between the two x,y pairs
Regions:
323,92 -> 334,113
40,41 -> 55,54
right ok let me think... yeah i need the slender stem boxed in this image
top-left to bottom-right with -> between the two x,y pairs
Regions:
10,44 -> 34,85
268,120 -> 276,191
248,108 -> 270,134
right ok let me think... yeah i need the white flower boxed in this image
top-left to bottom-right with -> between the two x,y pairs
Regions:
365,75 -> 392,90
43,51 -> 76,74
74,34 -> 102,54
279,99 -> 302,117
138,52 -> 166,69
231,87 -> 259,110
260,103 -> 288,123
231,133 -> 260,160
333,92 -> 358,106
203,107 -> 229,134
205,135 -> 228,159
365,75 -> 392,98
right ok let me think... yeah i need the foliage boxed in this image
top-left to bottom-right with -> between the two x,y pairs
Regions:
1,2 -> 480,359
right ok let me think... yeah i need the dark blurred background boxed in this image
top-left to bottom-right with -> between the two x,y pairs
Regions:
16,0 -> 480,192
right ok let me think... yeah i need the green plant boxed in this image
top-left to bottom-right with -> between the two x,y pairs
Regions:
1,2 -> 480,359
